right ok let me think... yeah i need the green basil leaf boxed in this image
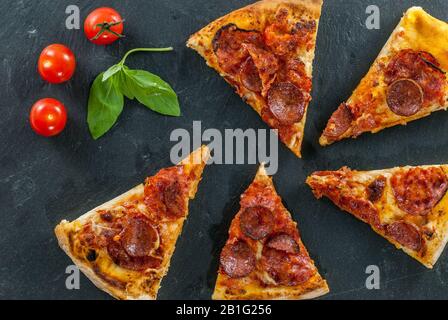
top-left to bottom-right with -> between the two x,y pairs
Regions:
123,69 -> 180,117
88,72 -> 124,139
102,64 -> 123,82
117,67 -> 136,100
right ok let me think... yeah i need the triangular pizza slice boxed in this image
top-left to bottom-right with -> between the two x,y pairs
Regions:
55,146 -> 210,300
307,165 -> 448,268
213,164 -> 329,300
188,0 -> 323,157
320,7 -> 448,146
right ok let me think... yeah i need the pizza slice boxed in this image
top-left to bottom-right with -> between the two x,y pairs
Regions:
55,146 -> 210,300
213,164 -> 329,300
187,0 -> 323,158
307,165 -> 448,268
320,7 -> 448,146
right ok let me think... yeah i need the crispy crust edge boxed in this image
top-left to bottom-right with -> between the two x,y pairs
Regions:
54,185 -> 156,300
54,146 -> 210,300
306,164 -> 448,269
212,164 -> 330,300
187,0 -> 323,158
319,7 -> 448,147
212,279 -> 330,300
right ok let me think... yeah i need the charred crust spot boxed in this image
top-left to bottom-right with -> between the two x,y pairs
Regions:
292,20 -> 317,34
86,249 -> 97,262
99,211 -> 114,222
419,52 -> 446,74
212,23 -> 235,53
367,176 -> 386,203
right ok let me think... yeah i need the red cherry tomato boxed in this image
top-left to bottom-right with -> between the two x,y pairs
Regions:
30,98 -> 67,137
84,7 -> 124,45
38,44 -> 76,84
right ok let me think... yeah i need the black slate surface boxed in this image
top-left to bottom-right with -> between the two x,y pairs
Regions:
1,0 -> 448,300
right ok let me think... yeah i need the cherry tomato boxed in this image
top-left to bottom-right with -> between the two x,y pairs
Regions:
84,7 -> 124,45
30,98 -> 67,137
38,44 -> 76,84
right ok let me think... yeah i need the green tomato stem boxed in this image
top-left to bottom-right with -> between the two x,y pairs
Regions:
119,47 -> 174,66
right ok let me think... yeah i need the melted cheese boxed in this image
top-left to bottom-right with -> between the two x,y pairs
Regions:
400,7 -> 448,71
308,165 -> 448,268
55,146 -> 210,300
213,165 -> 329,300
187,0 -> 323,158
320,7 -> 448,146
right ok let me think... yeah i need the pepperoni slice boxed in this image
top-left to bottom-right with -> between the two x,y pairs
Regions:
384,50 -> 446,110
391,167 -> 448,216
243,43 -> 279,95
212,24 -> 263,75
266,234 -> 300,254
163,180 -> 186,219
267,82 -> 305,125
260,247 -> 314,286
323,103 -> 353,139
239,206 -> 274,240
367,176 -> 386,203
285,58 -> 312,94
144,167 -> 189,221
386,222 -> 422,251
107,240 -> 162,271
387,79 -> 423,117
239,57 -> 262,93
220,241 -> 256,278
338,194 -> 382,229
120,216 -> 159,258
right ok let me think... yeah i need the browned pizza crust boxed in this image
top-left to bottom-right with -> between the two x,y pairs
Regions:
55,146 -> 210,300
188,0 -> 323,157
320,7 -> 448,146
213,164 -> 329,300
307,165 -> 448,268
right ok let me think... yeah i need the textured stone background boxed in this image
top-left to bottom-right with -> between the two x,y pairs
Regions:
1,0 -> 447,299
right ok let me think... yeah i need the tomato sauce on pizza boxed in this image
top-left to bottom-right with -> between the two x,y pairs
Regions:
307,165 -> 448,268
70,165 -> 195,283
214,166 -> 329,300
212,11 -> 316,144
323,49 -> 447,142
188,0 -> 323,157
219,179 -> 315,286
320,7 -> 448,146
55,146 -> 210,300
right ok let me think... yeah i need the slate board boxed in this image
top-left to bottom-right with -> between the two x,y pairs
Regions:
1,0 -> 448,300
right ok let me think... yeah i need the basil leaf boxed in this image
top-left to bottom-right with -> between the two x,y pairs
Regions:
117,67 -> 136,100
123,69 -> 180,117
102,64 -> 122,82
88,72 -> 124,139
